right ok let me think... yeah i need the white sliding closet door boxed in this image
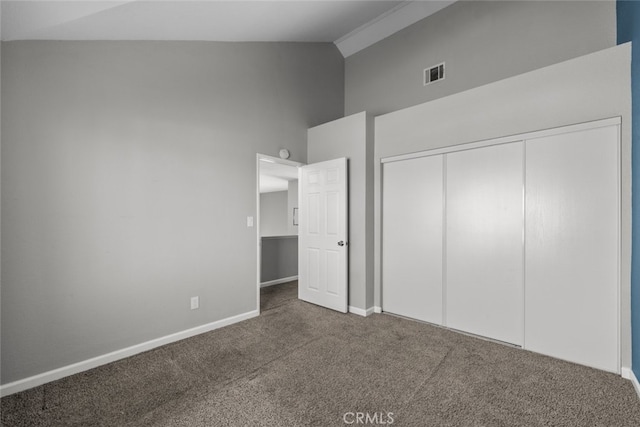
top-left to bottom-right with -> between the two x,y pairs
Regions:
446,142 -> 524,345
382,155 -> 443,324
525,125 -> 619,373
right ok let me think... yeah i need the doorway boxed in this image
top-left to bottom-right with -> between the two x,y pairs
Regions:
256,154 -> 304,313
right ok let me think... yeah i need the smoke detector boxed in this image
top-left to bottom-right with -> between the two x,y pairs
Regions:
279,149 -> 290,159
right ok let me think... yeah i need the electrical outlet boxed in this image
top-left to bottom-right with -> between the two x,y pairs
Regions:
190,296 -> 199,310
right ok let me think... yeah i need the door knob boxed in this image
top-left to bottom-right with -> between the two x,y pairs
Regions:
338,241 -> 345,246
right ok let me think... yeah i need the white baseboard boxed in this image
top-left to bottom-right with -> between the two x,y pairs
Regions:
348,306 -> 375,317
622,367 -> 640,399
373,306 -> 382,314
260,276 -> 298,288
0,309 -> 259,397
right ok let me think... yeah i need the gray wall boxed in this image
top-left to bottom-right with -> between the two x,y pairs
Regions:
345,0 -> 615,116
1,41 -> 344,384
260,237 -> 298,283
260,191 -> 289,237
308,112 -> 374,311
374,44 -> 632,369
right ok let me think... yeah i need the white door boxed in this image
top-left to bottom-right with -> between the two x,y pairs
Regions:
525,125 -> 619,373
446,142 -> 524,346
382,155 -> 444,324
298,158 -> 348,313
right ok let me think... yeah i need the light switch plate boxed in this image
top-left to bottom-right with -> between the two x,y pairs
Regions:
247,216 -> 254,227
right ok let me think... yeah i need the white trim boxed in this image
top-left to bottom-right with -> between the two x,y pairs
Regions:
381,117 -> 622,164
349,306 -> 375,317
334,1 -> 455,58
373,306 -> 382,314
0,309 -> 259,397
260,276 -> 298,288
261,235 -> 298,240
256,155 -> 262,314
616,125 -> 622,374
258,154 -> 304,168
442,154 -> 448,327
622,368 -> 640,399
521,141 -> 527,349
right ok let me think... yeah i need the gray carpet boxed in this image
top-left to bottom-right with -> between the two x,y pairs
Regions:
3,280 -> 640,426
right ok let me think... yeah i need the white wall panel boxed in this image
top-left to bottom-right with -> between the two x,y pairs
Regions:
446,142 -> 524,345
525,125 -> 619,373
382,156 -> 444,324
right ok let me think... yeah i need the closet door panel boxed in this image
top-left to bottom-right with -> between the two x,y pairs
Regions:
446,142 -> 524,345
525,126 -> 619,373
382,155 -> 443,324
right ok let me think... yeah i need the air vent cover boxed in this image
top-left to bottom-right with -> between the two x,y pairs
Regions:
424,62 -> 445,86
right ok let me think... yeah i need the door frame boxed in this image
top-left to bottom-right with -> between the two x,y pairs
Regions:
256,153 -> 305,313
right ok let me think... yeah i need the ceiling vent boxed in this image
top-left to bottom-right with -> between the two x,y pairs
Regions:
424,62 -> 445,86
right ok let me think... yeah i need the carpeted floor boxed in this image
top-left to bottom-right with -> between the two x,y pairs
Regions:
2,280 -> 640,426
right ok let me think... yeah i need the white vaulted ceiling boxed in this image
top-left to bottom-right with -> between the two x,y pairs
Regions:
1,1 -> 455,57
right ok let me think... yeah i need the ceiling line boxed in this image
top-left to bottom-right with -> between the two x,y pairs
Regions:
335,0 -> 456,58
